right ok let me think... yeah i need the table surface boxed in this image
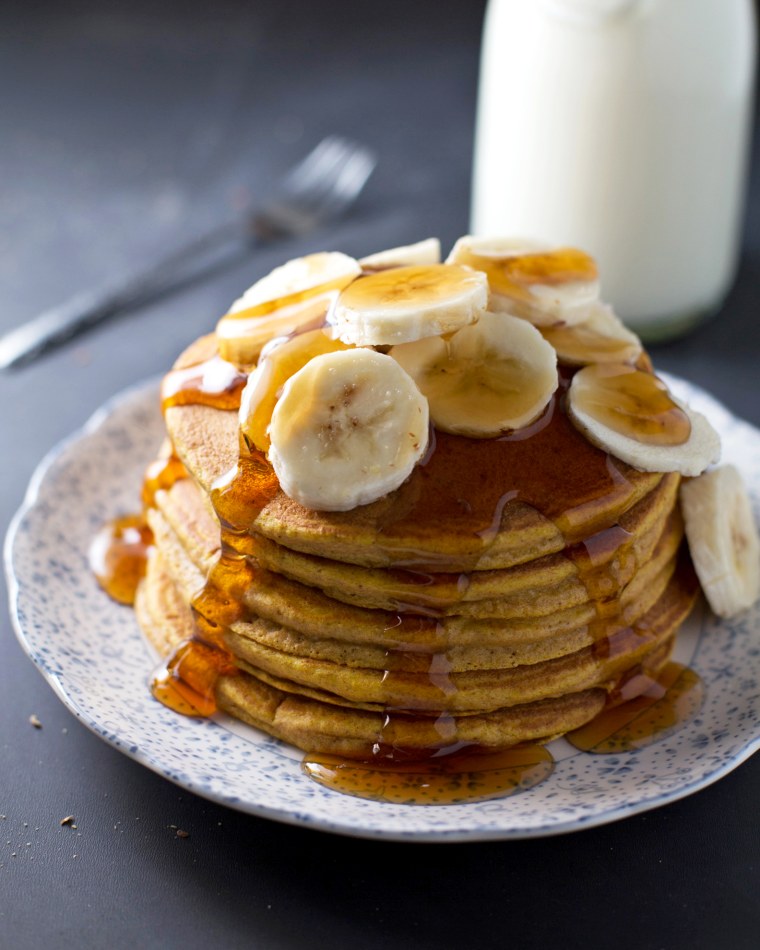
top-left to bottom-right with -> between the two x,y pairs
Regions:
2,2 -> 759,947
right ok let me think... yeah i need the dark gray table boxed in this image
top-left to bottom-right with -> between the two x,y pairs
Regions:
2,2 -> 758,947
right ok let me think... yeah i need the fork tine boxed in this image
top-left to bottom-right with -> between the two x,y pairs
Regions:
283,138 -> 375,200
286,142 -> 376,212
307,150 -> 377,218
255,136 -> 376,235
279,136 -> 351,196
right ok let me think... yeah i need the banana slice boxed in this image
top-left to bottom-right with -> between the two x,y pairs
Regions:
359,238 -> 441,270
541,302 -> 643,366
239,327 -> 351,453
330,264 -> 488,346
447,235 -> 599,327
268,349 -> 429,511
216,252 -> 361,365
446,235 -> 549,260
230,251 -> 360,312
390,311 -> 558,437
567,363 -> 721,475
680,465 -> 760,617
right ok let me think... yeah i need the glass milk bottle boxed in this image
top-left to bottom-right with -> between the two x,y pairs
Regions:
471,0 -> 756,340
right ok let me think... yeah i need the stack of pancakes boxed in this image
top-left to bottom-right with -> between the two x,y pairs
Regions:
135,335 -> 698,759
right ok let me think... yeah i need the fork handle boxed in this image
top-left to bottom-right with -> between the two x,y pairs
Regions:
0,217 -> 251,370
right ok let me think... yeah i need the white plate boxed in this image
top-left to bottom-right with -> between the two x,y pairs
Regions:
6,376 -> 760,841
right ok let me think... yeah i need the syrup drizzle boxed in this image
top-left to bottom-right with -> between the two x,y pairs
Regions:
161,353 -> 248,413
573,363 -> 692,446
149,439 -> 279,717
142,453 -> 188,509
452,246 -> 598,310
366,371 -> 637,570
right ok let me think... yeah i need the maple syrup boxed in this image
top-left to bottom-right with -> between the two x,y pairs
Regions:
92,452 -> 188,607
220,273 -> 353,324
336,264 -> 487,315
370,369 -> 635,566
566,523 -> 636,606
149,444 -> 279,716
150,376 -> 280,716
381,613 -> 446,651
378,651 -> 457,710
151,639 -> 237,718
541,316 -> 640,365
161,353 -> 248,413
573,363 -> 691,446
567,661 -> 704,753
141,453 -> 188,509
453,246 -> 597,306
148,547 -> 253,717
302,743 -> 554,805
89,514 -> 152,605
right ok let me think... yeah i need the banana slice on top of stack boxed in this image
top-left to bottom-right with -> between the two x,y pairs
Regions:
216,251 -> 361,365
229,235 -> 758,619
390,312 -> 558,437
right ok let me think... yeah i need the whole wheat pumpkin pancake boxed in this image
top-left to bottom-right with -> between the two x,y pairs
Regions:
163,327 -> 667,573
165,399 -> 664,573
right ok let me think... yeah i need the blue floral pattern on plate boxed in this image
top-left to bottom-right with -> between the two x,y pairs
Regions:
5,375 -> 760,841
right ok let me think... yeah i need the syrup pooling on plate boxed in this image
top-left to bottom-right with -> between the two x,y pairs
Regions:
89,450 -> 190,606
567,662 -> 705,753
302,743 -> 555,805
89,514 -> 153,606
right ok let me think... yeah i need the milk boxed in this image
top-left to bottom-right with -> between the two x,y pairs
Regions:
471,0 -> 756,339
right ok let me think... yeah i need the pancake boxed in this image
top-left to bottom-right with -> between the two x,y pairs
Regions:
165,400 -> 664,572
163,335 -> 666,573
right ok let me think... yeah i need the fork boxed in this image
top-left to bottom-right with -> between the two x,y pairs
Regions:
0,136 -> 376,370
